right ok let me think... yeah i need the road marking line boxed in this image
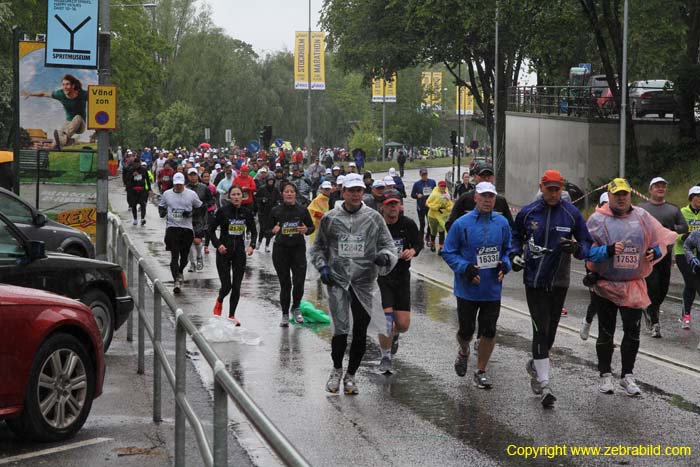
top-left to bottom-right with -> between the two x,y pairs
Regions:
0,437 -> 113,465
413,270 -> 700,378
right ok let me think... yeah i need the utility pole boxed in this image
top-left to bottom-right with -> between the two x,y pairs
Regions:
382,80 -> 386,162
619,0 -> 629,177
95,0 -> 111,260
493,3 -> 499,190
306,0 -> 312,155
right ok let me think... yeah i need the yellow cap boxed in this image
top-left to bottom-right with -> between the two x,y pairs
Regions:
608,178 -> 631,194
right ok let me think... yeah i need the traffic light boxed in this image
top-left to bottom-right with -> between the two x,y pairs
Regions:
260,125 -> 272,149
450,130 -> 457,146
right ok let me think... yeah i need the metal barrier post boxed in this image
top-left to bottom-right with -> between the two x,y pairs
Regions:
127,247 -> 134,342
213,363 -> 228,467
153,281 -> 162,423
116,230 -> 123,268
137,260 -> 145,375
175,313 -> 186,466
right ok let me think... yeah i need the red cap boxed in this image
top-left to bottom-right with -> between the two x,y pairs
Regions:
438,180 -> 447,187
541,169 -> 564,186
240,165 -> 249,172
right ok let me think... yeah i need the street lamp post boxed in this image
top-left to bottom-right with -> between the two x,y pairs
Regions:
619,0 -> 629,178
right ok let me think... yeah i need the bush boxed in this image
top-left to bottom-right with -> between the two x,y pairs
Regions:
629,138 -> 700,186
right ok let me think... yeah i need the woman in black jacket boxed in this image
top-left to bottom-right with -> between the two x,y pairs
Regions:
269,182 -> 315,326
209,185 -> 257,325
256,174 -> 281,252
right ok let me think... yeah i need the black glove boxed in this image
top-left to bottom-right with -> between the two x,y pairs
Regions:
320,266 -> 333,285
509,253 -> 524,272
559,237 -> 581,255
374,253 -> 390,267
496,261 -> 507,275
158,206 -> 167,218
465,264 -> 479,282
582,271 -> 601,287
182,210 -> 192,218
606,244 -> 617,257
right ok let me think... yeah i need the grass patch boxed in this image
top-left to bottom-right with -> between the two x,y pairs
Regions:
20,144 -> 97,184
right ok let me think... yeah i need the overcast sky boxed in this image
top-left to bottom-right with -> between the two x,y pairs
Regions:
206,0 -> 324,55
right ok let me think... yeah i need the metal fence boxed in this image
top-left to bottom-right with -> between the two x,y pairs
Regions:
107,213 -> 311,467
507,86 -> 613,119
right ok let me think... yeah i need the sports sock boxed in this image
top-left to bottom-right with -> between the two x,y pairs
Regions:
534,358 -> 550,386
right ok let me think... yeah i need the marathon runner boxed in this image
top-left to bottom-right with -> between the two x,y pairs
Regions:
256,173 -> 281,252
270,182 -> 315,326
580,192 -> 609,340
442,182 -> 511,389
124,157 -> 150,226
201,172 -> 217,255
209,185 -> 256,325
511,169 -> 593,407
425,181 -> 453,256
410,168 -> 436,248
377,189 -> 423,374
639,177 -> 688,337
186,168 -> 214,272
311,173 -> 398,395
158,173 -> 203,294
675,186 -> 700,329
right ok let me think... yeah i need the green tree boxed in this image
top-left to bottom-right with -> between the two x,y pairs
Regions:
348,117 -> 381,159
155,101 -> 198,148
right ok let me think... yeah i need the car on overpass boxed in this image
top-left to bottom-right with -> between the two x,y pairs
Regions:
629,79 -> 677,118
0,284 -> 105,442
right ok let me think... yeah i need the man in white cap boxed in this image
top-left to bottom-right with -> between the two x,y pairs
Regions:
363,179 -> 385,211
329,174 -> 345,209
388,167 -> 406,197
159,173 -> 203,294
311,173 -> 398,394
347,161 -> 358,174
639,176 -> 687,337
442,182 -> 512,390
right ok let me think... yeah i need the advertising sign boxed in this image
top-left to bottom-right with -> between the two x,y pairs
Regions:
371,74 -> 397,103
46,0 -> 99,68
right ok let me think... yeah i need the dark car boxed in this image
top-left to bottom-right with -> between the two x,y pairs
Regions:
629,80 -> 677,118
0,187 -> 95,258
0,284 -> 105,441
0,212 -> 133,351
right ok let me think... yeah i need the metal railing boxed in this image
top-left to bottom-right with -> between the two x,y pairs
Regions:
507,86 -> 613,119
107,213 -> 311,467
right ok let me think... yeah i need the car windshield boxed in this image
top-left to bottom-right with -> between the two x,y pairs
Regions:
0,220 -> 25,259
632,80 -> 673,90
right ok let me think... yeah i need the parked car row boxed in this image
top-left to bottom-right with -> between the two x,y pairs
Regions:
594,79 -> 688,119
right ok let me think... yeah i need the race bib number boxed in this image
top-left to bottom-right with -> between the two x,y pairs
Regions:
228,219 -> 245,236
162,176 -> 170,181
338,234 -> 365,258
476,245 -> 499,269
423,187 -> 432,196
281,221 -> 300,236
689,220 -> 700,232
134,175 -> 143,181
614,247 -> 639,269
172,209 -> 184,220
394,238 -> 404,255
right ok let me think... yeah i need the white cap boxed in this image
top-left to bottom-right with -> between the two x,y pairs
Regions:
599,192 -> 609,204
173,173 -> 186,185
259,167 -> 268,173
688,186 -> 700,198
325,168 -> 331,174
649,176 -> 668,187
321,181 -> 332,189
475,181 -> 497,195
383,176 -> 396,186
332,166 -> 340,171
140,162 -> 147,166
194,163 -> 200,168
187,168 -> 198,175
188,157 -> 195,162
276,162 -> 281,167
372,180 -> 386,188
348,162 -> 356,167
388,167 -> 396,176
336,175 -> 346,186
215,163 -> 221,169
343,173 -> 365,189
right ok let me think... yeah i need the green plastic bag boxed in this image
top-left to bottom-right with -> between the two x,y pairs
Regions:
289,300 -> 330,324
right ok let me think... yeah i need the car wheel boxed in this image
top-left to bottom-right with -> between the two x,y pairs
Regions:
6,333 -> 96,442
81,290 -> 114,352
64,245 -> 87,257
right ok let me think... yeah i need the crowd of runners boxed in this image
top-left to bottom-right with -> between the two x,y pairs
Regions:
119,144 -> 698,407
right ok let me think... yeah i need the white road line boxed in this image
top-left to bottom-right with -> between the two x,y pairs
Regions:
0,437 -> 113,465
412,269 -> 700,378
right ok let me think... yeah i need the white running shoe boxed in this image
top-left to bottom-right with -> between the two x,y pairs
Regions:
325,368 -> 343,393
378,356 -> 393,374
620,374 -> 641,396
599,373 -> 615,394
580,319 -> 591,340
343,373 -> 358,395
526,359 -> 542,395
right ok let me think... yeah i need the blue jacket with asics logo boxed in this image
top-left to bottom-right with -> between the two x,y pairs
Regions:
512,198 -> 593,289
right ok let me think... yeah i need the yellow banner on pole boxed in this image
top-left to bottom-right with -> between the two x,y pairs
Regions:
310,32 -> 326,90
371,74 -> 397,103
431,72 -> 443,108
294,32 -> 308,90
421,71 -> 443,108
457,86 -> 474,115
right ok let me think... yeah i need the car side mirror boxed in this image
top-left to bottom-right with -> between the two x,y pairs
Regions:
27,240 -> 46,260
34,212 -> 47,227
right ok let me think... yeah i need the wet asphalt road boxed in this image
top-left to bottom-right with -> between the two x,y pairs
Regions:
4,167 -> 699,466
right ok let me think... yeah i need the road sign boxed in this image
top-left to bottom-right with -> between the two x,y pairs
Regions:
225,129 -> 232,143
87,85 -> 117,130
46,0 -> 98,69
578,63 -> 591,74
469,140 -> 479,150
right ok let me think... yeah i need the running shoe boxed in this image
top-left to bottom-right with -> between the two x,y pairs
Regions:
526,359 -> 542,395
188,265 -> 195,273
473,371 -> 492,389
204,246 -> 209,255
390,334 -> 399,355
560,308 -> 568,316
196,258 -> 204,271
642,309 -> 652,331
430,243 -> 436,252
265,245 -> 270,253
228,316 -> 241,327
620,374 -> 641,396
292,307 -> 304,324
132,218 -> 138,225
173,283 -> 181,294
437,248 -> 443,256
651,323 -> 662,338
454,349 -> 470,377
343,373 -> 358,395
599,373 -> 615,394
141,219 -> 146,226
379,356 -> 393,374
680,314 -> 691,329
280,313 -> 289,327
540,385 -> 556,407
325,368 -> 343,393
213,299 -> 222,316
580,319 -> 591,341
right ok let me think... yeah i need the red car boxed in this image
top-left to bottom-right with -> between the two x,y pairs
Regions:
0,284 -> 105,442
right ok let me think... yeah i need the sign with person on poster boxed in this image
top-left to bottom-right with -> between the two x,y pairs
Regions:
46,0 -> 99,69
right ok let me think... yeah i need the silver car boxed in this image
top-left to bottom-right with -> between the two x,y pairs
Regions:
0,187 -> 95,258
628,79 -> 676,118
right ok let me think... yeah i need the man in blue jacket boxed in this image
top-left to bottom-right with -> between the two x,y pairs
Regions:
443,182 -> 511,390
511,169 -> 593,407
411,168 -> 437,247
